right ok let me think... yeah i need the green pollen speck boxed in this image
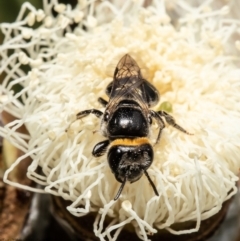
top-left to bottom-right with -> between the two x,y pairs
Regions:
159,101 -> 173,113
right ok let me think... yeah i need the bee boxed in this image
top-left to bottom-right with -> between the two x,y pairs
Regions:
76,54 -> 190,200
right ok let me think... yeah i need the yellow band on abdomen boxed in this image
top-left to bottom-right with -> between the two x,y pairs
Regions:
110,137 -> 150,147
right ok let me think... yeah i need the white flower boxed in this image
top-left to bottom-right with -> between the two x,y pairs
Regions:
0,0 -> 240,240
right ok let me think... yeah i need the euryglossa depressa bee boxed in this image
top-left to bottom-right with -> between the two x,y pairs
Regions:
76,54 -> 191,200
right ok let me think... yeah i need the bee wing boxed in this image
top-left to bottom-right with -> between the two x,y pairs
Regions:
107,54 -> 159,110
108,54 -> 146,104
114,54 -> 141,80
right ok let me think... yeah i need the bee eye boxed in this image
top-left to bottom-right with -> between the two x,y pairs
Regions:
104,112 -> 109,121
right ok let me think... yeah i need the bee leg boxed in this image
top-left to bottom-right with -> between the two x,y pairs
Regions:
144,170 -> 159,196
158,111 -> 192,135
92,140 -> 110,157
98,97 -> 108,107
114,175 -> 127,201
76,109 -> 103,119
150,110 -> 165,144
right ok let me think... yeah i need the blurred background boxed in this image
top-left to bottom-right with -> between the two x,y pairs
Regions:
0,1 -> 42,40
0,0 -> 79,42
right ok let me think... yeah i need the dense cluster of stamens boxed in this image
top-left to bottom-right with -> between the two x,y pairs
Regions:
0,0 -> 240,240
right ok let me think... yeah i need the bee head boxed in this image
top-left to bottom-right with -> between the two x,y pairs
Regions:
107,141 -> 153,183
107,138 -> 159,200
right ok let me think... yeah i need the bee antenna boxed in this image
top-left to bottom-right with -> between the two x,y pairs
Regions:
114,176 -> 127,201
144,170 -> 159,196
